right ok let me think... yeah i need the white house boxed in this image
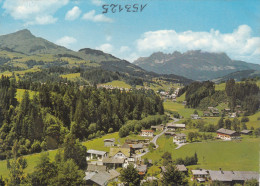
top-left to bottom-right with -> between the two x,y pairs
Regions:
141,130 -> 154,137
174,133 -> 186,144
86,149 -> 108,161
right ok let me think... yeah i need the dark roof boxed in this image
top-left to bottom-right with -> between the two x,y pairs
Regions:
217,128 -> 237,135
209,170 -> 259,182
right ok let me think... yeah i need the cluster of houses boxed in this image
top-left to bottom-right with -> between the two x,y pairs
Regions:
216,128 -> 253,140
158,88 -> 180,101
84,138 -> 152,185
191,168 -> 259,185
202,106 -> 244,118
203,107 -> 220,117
97,84 -> 131,91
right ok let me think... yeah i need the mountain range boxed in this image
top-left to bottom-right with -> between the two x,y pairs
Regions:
133,50 -> 260,81
0,29 -> 192,84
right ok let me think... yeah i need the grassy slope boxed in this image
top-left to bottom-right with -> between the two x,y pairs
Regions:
144,135 -> 259,172
164,101 -> 203,119
103,80 -> 132,89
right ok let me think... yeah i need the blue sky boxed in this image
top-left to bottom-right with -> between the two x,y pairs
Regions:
0,0 -> 259,63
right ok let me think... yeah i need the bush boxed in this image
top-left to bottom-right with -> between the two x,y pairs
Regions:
31,140 -> 42,153
241,117 -> 249,122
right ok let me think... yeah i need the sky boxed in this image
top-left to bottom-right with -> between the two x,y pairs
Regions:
0,0 -> 259,64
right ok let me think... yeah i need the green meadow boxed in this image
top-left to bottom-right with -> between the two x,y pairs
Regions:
163,101 -> 203,119
143,135 -> 259,172
16,89 -> 38,102
103,80 -> 132,89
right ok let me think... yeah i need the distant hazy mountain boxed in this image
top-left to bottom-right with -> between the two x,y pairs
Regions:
133,50 -> 260,81
212,70 -> 260,83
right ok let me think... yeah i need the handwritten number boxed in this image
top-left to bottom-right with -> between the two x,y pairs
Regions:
125,5 -> 131,12
102,4 -> 109,14
141,4 -> 147,12
110,4 -> 117,13
133,4 -> 138,12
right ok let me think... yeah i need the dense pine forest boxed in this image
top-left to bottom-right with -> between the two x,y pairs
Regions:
0,75 -> 164,160
179,78 -> 260,115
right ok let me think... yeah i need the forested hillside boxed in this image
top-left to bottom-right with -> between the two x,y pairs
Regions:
0,75 -> 164,160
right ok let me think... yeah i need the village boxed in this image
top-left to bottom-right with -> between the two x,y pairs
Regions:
83,110 -> 259,185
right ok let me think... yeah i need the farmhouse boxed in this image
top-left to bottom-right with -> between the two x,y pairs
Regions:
216,128 -> 240,140
84,169 -> 120,186
173,133 -> 186,144
208,169 -> 259,185
164,131 -> 175,136
176,164 -> 188,173
102,157 -> 125,169
109,147 -> 130,159
240,130 -> 253,135
86,149 -> 108,161
191,169 -> 210,182
191,114 -> 201,119
141,130 -> 154,137
104,138 -> 115,147
167,123 -> 186,130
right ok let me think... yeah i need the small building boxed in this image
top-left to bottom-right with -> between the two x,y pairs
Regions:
191,169 -> 210,182
191,114 -> 201,119
216,128 -> 240,140
208,169 -> 259,185
109,147 -> 130,159
203,111 -> 211,117
176,164 -> 188,174
174,133 -> 186,144
84,169 -> 120,186
102,157 -> 125,169
167,123 -> 186,130
104,138 -> 115,147
240,130 -> 253,135
165,131 -> 175,136
182,101 -> 187,105
136,164 -> 147,176
151,125 -> 164,131
129,143 -> 144,154
212,111 -> 220,117
86,149 -> 108,161
141,130 -> 154,137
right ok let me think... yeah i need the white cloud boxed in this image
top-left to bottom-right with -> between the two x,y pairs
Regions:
96,43 -> 114,53
2,0 -> 69,25
119,46 -> 130,53
136,25 -> 260,63
56,36 -> 77,48
82,10 -> 113,23
91,0 -> 104,6
65,6 -> 81,21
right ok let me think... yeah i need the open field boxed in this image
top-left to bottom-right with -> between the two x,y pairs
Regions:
60,73 -> 81,80
103,80 -> 132,89
143,135 -> 259,172
164,101 -> 203,119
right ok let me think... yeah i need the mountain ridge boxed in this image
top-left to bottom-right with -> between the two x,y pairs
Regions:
133,50 -> 260,81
